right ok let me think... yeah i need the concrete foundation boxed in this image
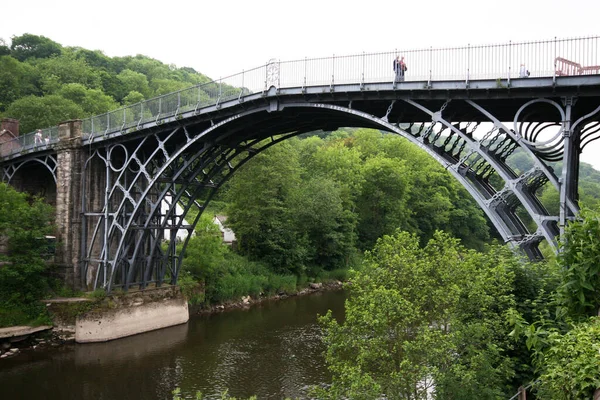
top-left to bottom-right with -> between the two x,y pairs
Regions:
75,286 -> 189,343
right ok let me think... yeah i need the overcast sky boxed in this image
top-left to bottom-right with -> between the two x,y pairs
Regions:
2,0 -> 600,168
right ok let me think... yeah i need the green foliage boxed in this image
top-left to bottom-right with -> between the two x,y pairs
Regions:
0,183 -> 55,326
534,318 -> 600,399
0,55 -> 37,112
0,33 -> 213,121
178,270 -> 204,305
224,130 -> 491,279
180,215 -> 300,305
35,53 -> 102,93
57,83 -> 119,116
10,33 -> 62,61
506,207 -> 600,398
86,288 -> 108,300
4,94 -> 84,133
115,69 -> 151,100
172,387 -> 259,400
289,176 -> 357,271
318,231 -> 518,399
555,206 -> 600,320
225,141 -> 306,274
122,90 -> 145,105
356,155 -> 411,249
0,38 -> 9,56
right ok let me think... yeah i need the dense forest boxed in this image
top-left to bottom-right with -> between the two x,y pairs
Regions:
2,34 -> 600,398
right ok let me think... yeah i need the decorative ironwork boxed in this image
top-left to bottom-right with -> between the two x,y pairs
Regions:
0,36 -> 599,291
1,154 -> 57,183
265,59 -> 279,89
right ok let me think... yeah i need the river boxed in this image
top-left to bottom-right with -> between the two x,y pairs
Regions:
0,290 -> 346,400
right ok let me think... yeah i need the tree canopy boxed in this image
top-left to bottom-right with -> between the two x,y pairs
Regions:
0,33 -> 213,133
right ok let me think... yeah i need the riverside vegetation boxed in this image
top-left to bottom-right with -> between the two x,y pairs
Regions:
1,34 -> 600,399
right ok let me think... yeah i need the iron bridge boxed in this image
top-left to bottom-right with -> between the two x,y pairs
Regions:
1,36 -> 600,291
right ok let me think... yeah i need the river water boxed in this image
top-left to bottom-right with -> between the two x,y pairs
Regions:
0,290 -> 346,400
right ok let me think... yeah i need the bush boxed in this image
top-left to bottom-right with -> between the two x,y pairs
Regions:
178,271 -> 204,305
0,183 -> 55,327
534,318 -> 600,399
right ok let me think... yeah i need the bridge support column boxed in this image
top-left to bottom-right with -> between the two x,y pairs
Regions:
559,98 -> 579,243
54,120 -> 85,289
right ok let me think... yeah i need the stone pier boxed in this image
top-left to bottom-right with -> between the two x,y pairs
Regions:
54,120 -> 85,288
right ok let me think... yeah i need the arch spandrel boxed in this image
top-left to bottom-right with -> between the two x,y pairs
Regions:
76,93 -> 600,291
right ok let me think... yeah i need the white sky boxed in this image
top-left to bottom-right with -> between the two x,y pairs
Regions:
2,0 -> 600,169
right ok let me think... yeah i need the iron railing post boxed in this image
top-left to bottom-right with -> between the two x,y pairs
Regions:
467,43 -> 470,86
361,51 -> 365,88
303,57 -> 307,91
553,36 -> 557,84
331,54 -> 335,91
508,40 -> 512,86
239,69 -> 244,101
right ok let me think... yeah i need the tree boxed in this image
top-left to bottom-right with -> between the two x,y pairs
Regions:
555,206 -> 600,320
57,83 -> 119,116
304,138 -> 365,210
122,90 -> 145,105
318,231 -> 517,399
289,176 -> 357,271
225,141 -> 305,274
355,155 -> 412,250
0,55 -> 37,112
534,318 -> 600,399
4,95 -> 84,133
35,53 -> 102,94
10,33 -> 62,61
0,183 -> 54,326
506,207 -> 600,398
0,38 -> 10,56
115,69 -> 151,100
182,214 -> 228,281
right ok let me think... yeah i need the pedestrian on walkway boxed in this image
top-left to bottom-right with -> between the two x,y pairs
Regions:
394,56 -> 407,82
34,129 -> 43,145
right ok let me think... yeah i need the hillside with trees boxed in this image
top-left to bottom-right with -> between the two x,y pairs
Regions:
0,34 -> 211,133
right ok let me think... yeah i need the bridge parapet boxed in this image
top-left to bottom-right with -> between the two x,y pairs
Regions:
65,35 -> 597,142
0,126 -> 58,159
0,36 -> 598,157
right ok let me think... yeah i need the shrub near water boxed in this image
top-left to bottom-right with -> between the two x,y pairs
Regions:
181,229 -> 299,305
0,183 -> 55,327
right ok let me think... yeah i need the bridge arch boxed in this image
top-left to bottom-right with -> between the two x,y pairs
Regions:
81,99 -> 570,291
2,155 -> 57,184
1,155 -> 58,206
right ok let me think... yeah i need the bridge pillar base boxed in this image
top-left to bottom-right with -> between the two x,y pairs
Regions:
54,120 -> 84,289
74,286 -> 189,343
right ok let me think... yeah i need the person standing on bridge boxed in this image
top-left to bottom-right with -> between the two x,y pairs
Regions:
400,56 -> 407,81
34,129 -> 43,145
394,56 -> 407,82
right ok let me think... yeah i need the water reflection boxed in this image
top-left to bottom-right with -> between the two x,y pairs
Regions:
0,290 -> 345,400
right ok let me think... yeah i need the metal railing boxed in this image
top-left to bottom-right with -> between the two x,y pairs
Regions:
0,126 -> 58,158
1,35 -> 599,159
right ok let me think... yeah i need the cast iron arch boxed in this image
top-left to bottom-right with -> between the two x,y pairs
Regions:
82,99 -> 579,291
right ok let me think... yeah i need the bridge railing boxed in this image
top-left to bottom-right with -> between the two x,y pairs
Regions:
0,126 -> 59,158
1,36 -> 598,157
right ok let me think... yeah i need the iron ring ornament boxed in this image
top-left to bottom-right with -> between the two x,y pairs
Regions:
513,99 -> 566,147
266,59 -> 279,88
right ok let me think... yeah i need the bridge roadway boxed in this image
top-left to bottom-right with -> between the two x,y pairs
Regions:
2,71 -> 600,292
